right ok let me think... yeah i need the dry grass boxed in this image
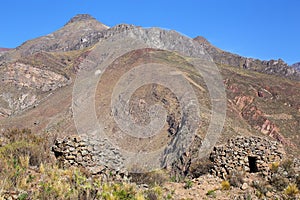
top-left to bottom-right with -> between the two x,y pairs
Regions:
0,129 -> 160,200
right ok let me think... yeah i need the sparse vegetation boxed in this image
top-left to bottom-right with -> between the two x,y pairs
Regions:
184,179 -> 193,189
130,170 -> 169,187
227,170 -> 244,187
0,129 -> 165,200
189,158 -> 214,178
252,180 -> 269,197
270,174 -> 289,191
281,159 -> 295,178
270,161 -> 280,173
221,180 -> 230,190
269,159 -> 298,192
206,189 -> 216,198
284,183 -> 299,198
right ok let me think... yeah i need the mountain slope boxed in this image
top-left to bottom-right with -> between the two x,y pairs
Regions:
0,48 -> 11,57
0,14 -> 299,158
0,48 -> 11,52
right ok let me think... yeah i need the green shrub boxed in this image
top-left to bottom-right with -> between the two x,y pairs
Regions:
184,179 -> 193,189
101,183 -> 137,200
206,189 -> 216,198
17,193 -> 28,200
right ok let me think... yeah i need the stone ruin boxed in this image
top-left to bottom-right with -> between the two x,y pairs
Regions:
51,135 -> 128,181
210,136 -> 285,179
52,135 -> 289,181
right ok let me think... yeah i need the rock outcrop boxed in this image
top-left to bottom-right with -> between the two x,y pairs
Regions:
292,62 -> 300,71
64,14 -> 97,25
0,61 -> 71,116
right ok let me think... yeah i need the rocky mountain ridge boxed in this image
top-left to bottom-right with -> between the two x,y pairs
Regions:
1,14 -> 299,81
194,36 -> 300,80
292,62 -> 300,71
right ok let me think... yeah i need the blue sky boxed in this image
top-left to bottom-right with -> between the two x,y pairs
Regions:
0,0 -> 299,64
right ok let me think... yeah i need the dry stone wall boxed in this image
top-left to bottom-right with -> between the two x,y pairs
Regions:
210,136 -> 285,179
52,135 -> 291,182
52,135 -> 128,181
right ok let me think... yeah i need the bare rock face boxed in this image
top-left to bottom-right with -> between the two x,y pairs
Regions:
0,62 -> 71,116
292,62 -> 300,71
2,62 -> 69,91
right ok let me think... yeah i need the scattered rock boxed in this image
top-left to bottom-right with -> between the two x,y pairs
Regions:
265,191 -> 272,198
241,183 -> 248,190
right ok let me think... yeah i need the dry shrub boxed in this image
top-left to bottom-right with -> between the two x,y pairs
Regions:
0,128 -> 54,166
0,128 -> 55,190
269,162 -> 280,173
130,170 -> 168,186
252,180 -> 269,196
270,174 -> 289,191
221,180 -> 230,190
227,170 -> 244,187
280,159 -> 296,178
189,158 -> 214,178
144,185 -> 163,200
284,183 -> 299,197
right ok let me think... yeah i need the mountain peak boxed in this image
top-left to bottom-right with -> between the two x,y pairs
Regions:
65,14 -> 96,26
194,36 -> 211,46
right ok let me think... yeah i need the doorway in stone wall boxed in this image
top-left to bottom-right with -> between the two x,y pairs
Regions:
248,156 -> 258,173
